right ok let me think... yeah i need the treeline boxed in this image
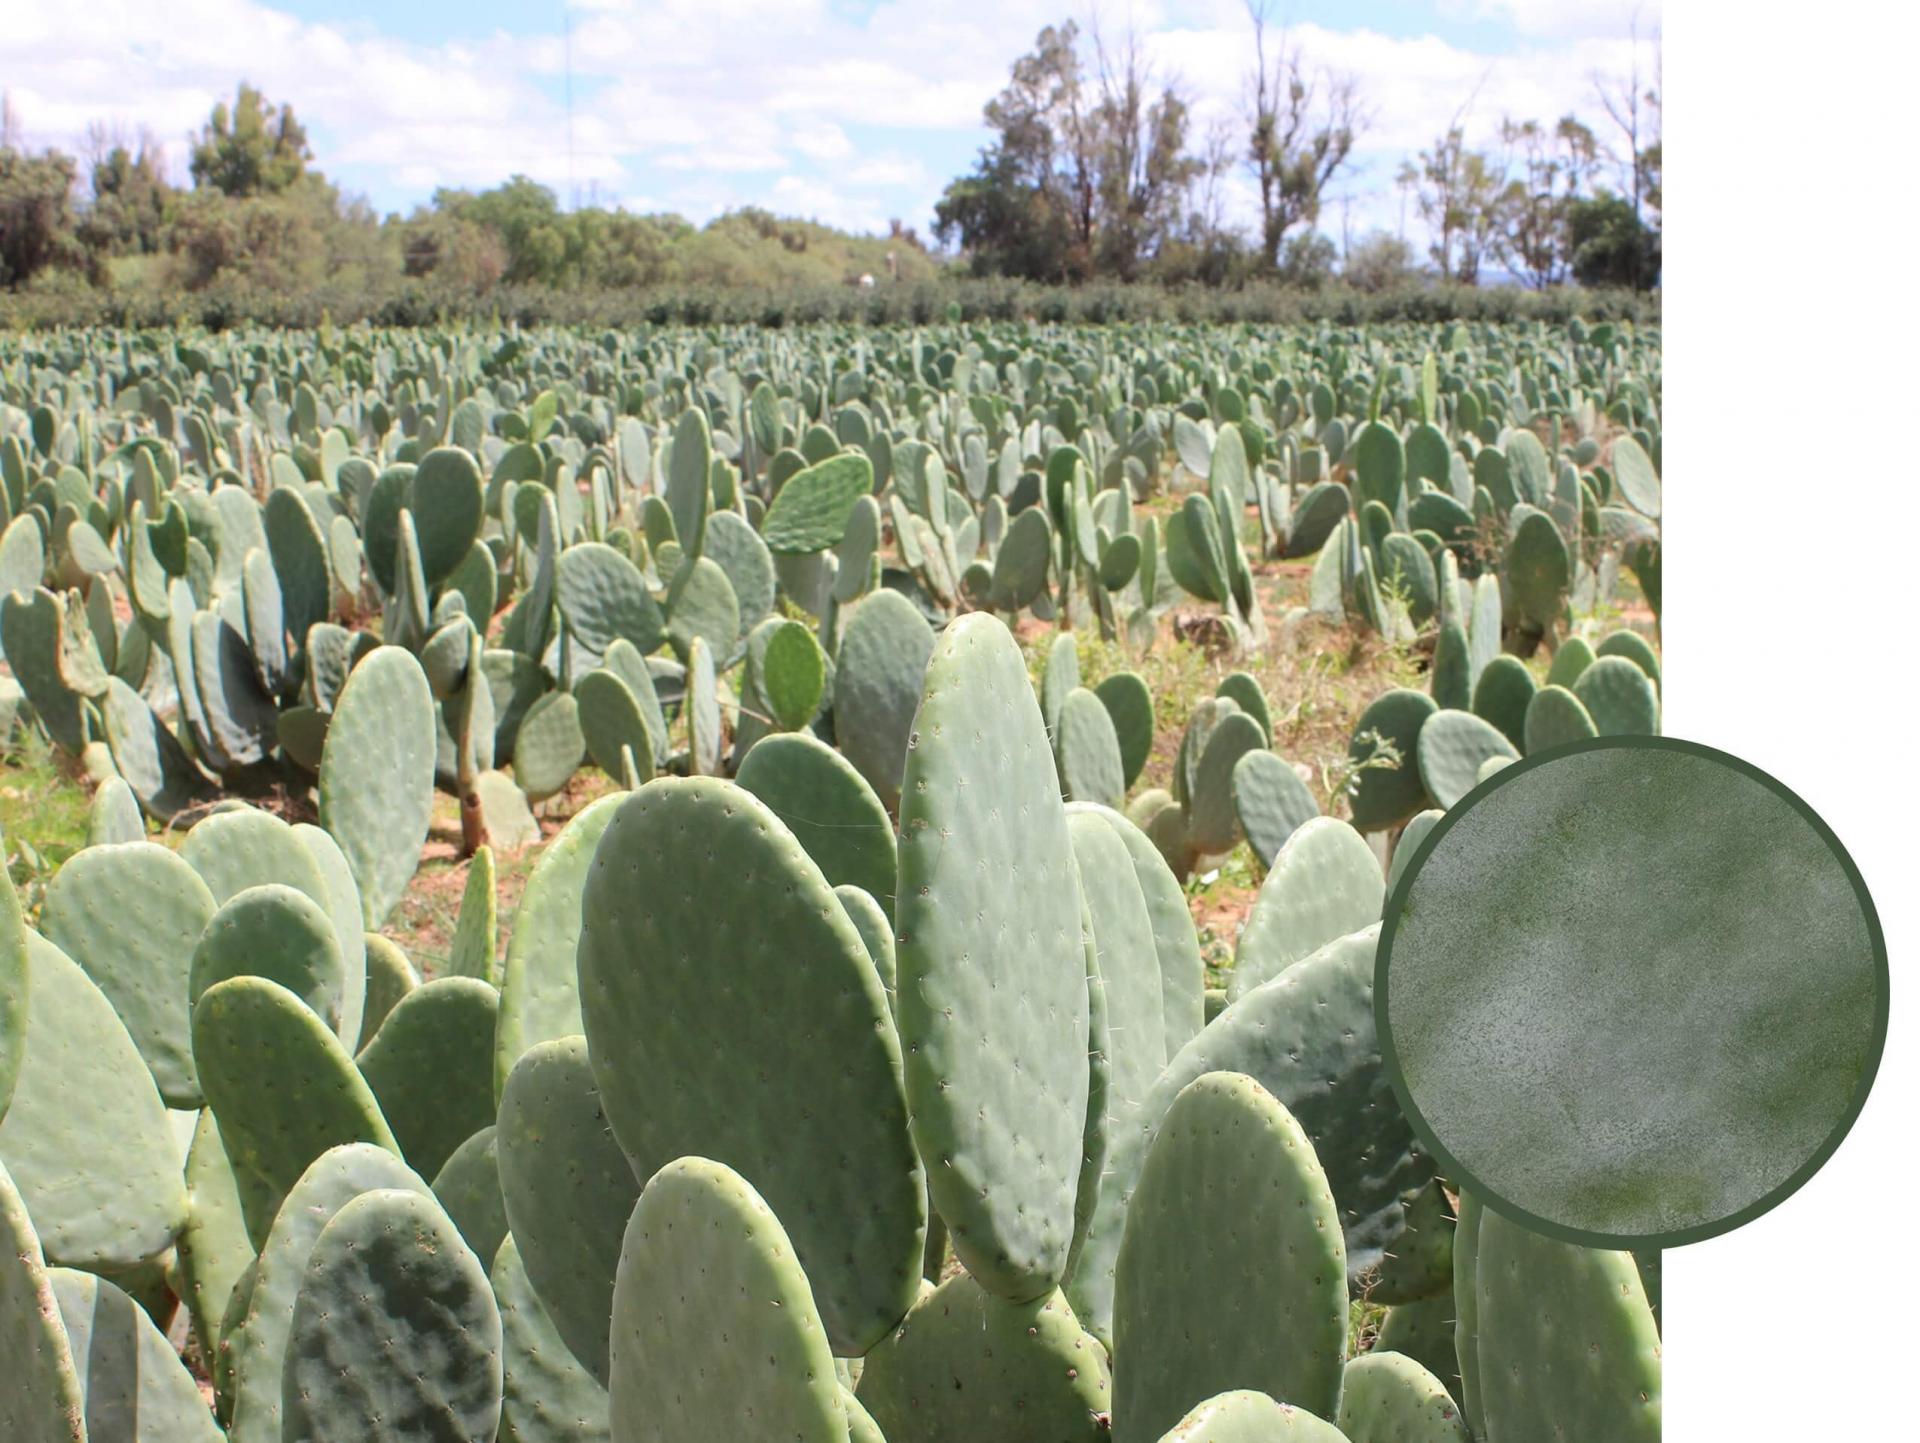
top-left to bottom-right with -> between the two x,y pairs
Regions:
934,13 -> 1660,292
0,86 -> 940,307
0,10 -> 1661,325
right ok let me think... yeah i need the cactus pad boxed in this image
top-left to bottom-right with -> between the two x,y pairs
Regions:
317,646 -> 435,927
1231,817 -> 1383,1002
50,1266 -> 224,1442
578,777 -> 923,1355
1112,1072 -> 1346,1440
609,1157 -> 850,1442
355,977 -> 499,1180
856,1272 -> 1111,1442
0,1160 -> 86,1443
895,613 -> 1089,1301
281,1188 -> 503,1443
735,731 -> 898,906
491,1235 -> 610,1443
1337,1351 -> 1470,1443
1416,709 -> 1519,809
189,883 -> 346,1036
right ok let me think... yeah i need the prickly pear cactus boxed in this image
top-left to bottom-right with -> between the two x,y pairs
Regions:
354,977 -> 498,1179
895,613 -> 1089,1301
50,1266 -> 224,1442
495,1037 -> 642,1388
1231,749 -> 1321,869
1416,709 -> 1519,809
0,933 -> 186,1271
735,731 -> 899,906
0,873 -> 29,1127
1073,925 -> 1430,1345
317,645 -> 436,928
578,777 -> 923,1356
280,1188 -> 503,1443
1112,1072 -> 1346,1441
1231,817 -> 1383,1003
226,1143 -> 432,1443
178,1110 -> 256,1367
493,795 -> 622,1099
491,1235 -> 610,1443
189,883 -> 347,1038
1337,1351 -> 1470,1443
1156,1391 -> 1347,1442
1346,688 -> 1437,832
0,1160 -> 86,1443
431,1125 -> 507,1267
609,1156 -> 852,1443
856,1272 -> 1111,1442
1471,1212 -> 1662,1442
192,975 -> 399,1248
834,588 -> 935,811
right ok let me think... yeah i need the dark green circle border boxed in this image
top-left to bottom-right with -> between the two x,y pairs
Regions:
1375,733 -> 1890,1251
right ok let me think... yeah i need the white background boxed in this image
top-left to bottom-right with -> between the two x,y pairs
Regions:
1665,2 -> 1915,1429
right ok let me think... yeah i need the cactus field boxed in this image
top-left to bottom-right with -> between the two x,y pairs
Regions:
0,316 -> 1661,1441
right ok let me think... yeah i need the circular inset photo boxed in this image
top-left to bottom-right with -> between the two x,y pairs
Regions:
1378,736 -> 1887,1249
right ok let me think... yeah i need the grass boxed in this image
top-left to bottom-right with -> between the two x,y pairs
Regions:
2,730 -> 96,919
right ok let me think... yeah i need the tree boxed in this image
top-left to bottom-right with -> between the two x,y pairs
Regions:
1591,12 -> 1661,229
934,20 -> 1205,282
0,145 -> 82,287
1342,230 -> 1417,293
80,126 -> 172,257
1402,125 -> 1505,284
1493,116 -> 1598,288
1244,0 -> 1364,272
190,84 -> 311,198
1567,192 -> 1659,289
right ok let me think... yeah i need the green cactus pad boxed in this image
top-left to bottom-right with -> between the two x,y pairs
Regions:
447,846 -> 499,984
1068,810 -> 1170,1121
289,821 -> 369,1048
1505,512 -> 1569,631
1112,1072 -> 1346,1441
358,934 -> 418,1051
495,1037 -> 643,1388
0,933 -> 186,1271
856,1272 -> 1111,1442
1609,435 -> 1660,518
1376,1296 -> 1460,1398
431,1126 -> 508,1267
756,617 -> 827,729
281,1188 -> 502,1443
50,1266 -> 223,1441
895,613 -> 1089,1301
493,795 -> 622,1098
1416,709 -> 1520,809
554,542 -> 665,657
1572,655 -> 1660,736
1382,741 -> 1884,1243
735,731 -> 898,906
1068,889 -> 1113,1280
578,777 -> 923,1355
1337,1351 -> 1470,1443
178,1111 -> 256,1366
192,976 -> 399,1249
355,977 -> 499,1180
1386,810 -> 1444,895
101,676 -> 211,819
2,589 -> 86,754
491,1235 -> 610,1443
189,883 -> 347,1036
87,775 -> 144,845
665,408 -> 712,561
1094,671 -> 1155,789
1059,686 -> 1127,809
407,446 -> 487,587
763,452 -> 875,553
318,646 -> 435,927
1231,750 -> 1322,868
832,884 -> 896,1001
1470,655 -> 1535,752
1472,1213 -> 1661,1441
1041,632 -> 1081,741
609,1156 -> 849,1441
1347,688 -> 1437,832
1520,684 -> 1596,754
1450,1191 -> 1485,1436
1368,1178 -> 1455,1304
1087,806 -> 1206,1057
41,840 -> 216,1108
0,1160 -> 86,1443
1073,925 -> 1429,1344
834,588 -> 935,811
225,1143 -> 433,1443
1157,1391 -> 1347,1442
1544,636 -> 1595,690
1231,817 -> 1383,1002
1594,630 -> 1660,688
512,691 -> 586,801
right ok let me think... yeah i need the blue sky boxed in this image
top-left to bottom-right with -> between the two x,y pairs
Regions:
9,1 -> 1658,252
